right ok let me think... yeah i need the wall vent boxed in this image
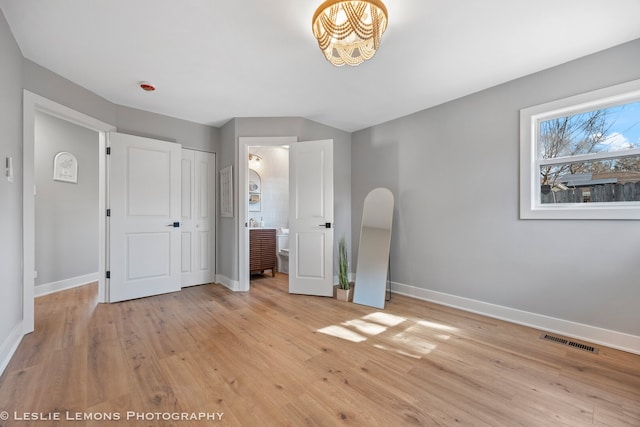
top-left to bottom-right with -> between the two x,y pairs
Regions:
541,333 -> 599,354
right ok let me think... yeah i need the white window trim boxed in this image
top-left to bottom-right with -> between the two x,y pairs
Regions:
520,78 -> 640,220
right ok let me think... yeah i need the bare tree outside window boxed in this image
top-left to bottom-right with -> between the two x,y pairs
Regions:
539,110 -> 611,185
537,101 -> 640,203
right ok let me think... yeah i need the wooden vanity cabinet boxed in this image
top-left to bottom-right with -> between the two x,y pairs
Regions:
250,228 -> 276,277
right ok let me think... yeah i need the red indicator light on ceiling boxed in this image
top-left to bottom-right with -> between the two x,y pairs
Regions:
139,82 -> 156,92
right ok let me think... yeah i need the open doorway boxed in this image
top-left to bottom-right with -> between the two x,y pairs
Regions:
23,91 -> 115,333
238,136 -> 335,297
238,137 -> 297,292
34,111 -> 100,297
247,145 -> 290,285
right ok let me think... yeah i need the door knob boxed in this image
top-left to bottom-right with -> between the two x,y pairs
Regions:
166,222 -> 180,228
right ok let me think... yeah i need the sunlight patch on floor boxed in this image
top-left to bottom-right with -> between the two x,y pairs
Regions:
317,325 -> 367,342
391,331 -> 438,355
342,319 -> 387,336
315,309 -> 461,359
416,319 -> 459,332
362,312 -> 406,327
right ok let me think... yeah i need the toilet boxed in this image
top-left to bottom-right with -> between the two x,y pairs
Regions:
276,230 -> 289,274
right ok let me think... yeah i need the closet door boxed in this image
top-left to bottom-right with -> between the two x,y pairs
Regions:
181,149 -> 216,287
108,132 -> 182,302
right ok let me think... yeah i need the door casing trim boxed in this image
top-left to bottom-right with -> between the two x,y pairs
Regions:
23,90 -> 116,332
237,136 -> 297,291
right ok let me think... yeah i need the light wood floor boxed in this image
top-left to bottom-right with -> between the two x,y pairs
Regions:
1,274 -> 639,426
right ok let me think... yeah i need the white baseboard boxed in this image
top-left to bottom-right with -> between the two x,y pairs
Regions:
35,272 -> 99,297
215,274 -> 242,292
0,321 -> 25,377
391,281 -> 640,355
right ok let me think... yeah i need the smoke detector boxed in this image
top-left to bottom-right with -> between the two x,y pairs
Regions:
139,82 -> 156,92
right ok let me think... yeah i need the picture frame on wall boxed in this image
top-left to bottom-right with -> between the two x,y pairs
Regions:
53,151 -> 78,183
220,165 -> 233,217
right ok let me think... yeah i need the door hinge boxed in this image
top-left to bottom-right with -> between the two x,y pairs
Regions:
106,147 -> 111,155
106,271 -> 110,279
106,209 -> 111,217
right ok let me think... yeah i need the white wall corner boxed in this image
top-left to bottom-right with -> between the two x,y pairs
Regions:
215,274 -> 244,292
0,321 -> 25,377
391,281 -> 640,356
35,272 -> 100,298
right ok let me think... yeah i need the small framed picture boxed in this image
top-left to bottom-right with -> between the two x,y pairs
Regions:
220,165 -> 233,217
53,152 -> 78,183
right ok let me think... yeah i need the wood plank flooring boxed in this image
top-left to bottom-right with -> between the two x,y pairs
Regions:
0,274 -> 639,426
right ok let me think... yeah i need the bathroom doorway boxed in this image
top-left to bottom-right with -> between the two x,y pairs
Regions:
238,136 -> 335,295
247,145 -> 290,284
238,137 -> 297,291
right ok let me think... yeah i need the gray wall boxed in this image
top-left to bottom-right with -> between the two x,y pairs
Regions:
217,119 -> 237,281
22,59 -> 117,126
0,8 -> 24,357
352,38 -> 640,336
35,111 -> 99,286
22,60 -> 220,154
217,117 -> 351,282
116,105 -> 220,152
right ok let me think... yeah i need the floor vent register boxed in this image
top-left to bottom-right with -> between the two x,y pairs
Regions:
540,333 -> 599,354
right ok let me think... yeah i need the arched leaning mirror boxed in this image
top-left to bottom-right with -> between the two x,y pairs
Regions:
353,188 -> 394,309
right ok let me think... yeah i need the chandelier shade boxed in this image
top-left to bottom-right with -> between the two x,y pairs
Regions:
312,0 -> 388,67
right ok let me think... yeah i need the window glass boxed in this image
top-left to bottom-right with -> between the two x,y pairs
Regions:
538,100 -> 640,159
539,155 -> 640,204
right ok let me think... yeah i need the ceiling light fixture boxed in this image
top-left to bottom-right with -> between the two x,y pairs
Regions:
312,0 -> 388,67
248,154 -> 263,168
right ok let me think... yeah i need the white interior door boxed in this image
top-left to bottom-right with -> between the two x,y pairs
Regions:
108,132 -> 182,302
289,139 -> 334,296
181,149 -> 216,287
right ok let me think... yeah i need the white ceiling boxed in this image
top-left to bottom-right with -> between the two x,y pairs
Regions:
2,0 -> 640,132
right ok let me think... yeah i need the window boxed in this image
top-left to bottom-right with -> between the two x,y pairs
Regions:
520,79 -> 640,219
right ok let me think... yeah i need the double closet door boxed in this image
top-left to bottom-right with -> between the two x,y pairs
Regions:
108,132 -> 215,302
181,149 -> 216,287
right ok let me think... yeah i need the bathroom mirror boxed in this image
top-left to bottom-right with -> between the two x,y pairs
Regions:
249,169 -> 261,212
353,188 -> 394,309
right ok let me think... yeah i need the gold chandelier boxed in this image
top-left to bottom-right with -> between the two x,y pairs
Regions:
312,0 -> 388,67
